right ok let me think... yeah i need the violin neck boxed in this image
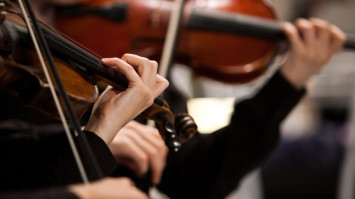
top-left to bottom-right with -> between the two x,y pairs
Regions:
10,17 -> 164,106
187,8 -> 355,49
41,26 -> 129,89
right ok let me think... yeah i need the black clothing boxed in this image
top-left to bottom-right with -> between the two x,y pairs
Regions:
0,70 -> 304,198
158,70 -> 305,199
0,187 -> 77,199
0,89 -> 116,198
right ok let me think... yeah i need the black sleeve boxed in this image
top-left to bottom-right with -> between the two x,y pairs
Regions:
62,130 -> 119,182
0,123 -> 117,190
0,89 -> 117,187
0,89 -> 116,196
158,70 -> 306,199
0,187 -> 78,199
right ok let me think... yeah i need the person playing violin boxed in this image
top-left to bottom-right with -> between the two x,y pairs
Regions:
0,53 -> 168,198
119,18 -> 345,199
28,0 -> 170,187
2,0 -> 347,199
157,18 -> 346,199
1,1 -> 168,199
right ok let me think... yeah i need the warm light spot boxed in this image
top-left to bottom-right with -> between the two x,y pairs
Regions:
187,98 -> 235,133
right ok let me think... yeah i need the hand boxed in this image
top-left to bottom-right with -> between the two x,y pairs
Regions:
280,18 -> 346,89
69,177 -> 148,199
109,120 -> 168,184
85,54 -> 169,144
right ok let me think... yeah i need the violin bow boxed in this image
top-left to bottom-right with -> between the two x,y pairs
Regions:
17,0 -> 103,183
158,0 -> 186,78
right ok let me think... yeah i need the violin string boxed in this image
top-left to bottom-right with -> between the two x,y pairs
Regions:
42,27 -> 168,106
45,31 -> 114,78
8,0 -> 104,60
9,2 -> 104,72
17,0 -> 90,184
25,0 -> 106,180
40,25 -> 129,87
41,22 -> 164,101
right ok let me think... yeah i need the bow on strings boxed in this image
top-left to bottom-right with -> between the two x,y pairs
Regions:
15,0 -> 103,183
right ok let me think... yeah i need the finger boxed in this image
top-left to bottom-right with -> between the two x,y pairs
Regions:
116,177 -> 133,186
125,130 -> 166,183
310,18 -> 330,54
102,58 -> 141,88
125,127 -> 159,152
281,22 -> 304,51
329,25 -> 346,53
119,138 -> 149,175
128,121 -> 165,147
295,19 -> 316,48
153,75 -> 169,99
126,123 -> 167,183
121,54 -> 157,89
150,154 -> 166,184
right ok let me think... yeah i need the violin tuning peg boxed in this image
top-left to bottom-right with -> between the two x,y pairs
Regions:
162,121 -> 181,152
165,136 -> 181,152
175,114 -> 198,143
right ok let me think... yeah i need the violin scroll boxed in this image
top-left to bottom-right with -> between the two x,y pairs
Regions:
175,113 -> 197,143
142,101 -> 198,151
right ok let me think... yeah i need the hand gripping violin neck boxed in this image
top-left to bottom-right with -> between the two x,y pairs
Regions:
0,5 -> 197,152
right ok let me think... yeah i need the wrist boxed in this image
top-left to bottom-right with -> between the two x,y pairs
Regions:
84,118 -> 110,144
280,64 -> 309,90
84,115 -> 126,145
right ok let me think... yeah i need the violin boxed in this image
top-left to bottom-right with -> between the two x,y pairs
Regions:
0,4 -> 197,152
56,0 -> 277,83
56,0 -> 355,83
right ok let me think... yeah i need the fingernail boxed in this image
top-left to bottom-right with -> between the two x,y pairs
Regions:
102,58 -> 110,61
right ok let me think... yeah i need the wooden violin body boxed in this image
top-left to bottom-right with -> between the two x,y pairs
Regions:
56,0 -> 278,83
0,9 -> 99,119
